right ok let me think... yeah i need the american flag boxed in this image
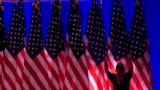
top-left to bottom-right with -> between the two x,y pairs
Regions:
0,5 -> 5,90
3,1 -> 26,90
16,0 -> 26,89
129,1 -> 153,90
22,3 -> 50,90
64,1 -> 89,90
85,0 -> 108,89
107,0 -> 132,89
45,1 -> 65,90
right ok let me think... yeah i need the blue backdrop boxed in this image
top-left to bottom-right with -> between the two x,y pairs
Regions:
2,0 -> 160,89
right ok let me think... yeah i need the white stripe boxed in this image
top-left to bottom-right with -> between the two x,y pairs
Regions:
138,58 -> 150,82
37,53 -> 50,89
133,63 -> 148,90
57,53 -> 65,90
28,53 -> 49,89
108,50 -> 117,72
22,79 -> 29,90
3,77 -> 12,90
3,62 -> 16,89
79,55 -> 88,86
16,50 -> 25,90
130,78 -> 139,90
50,71 -> 59,90
81,55 -> 87,69
23,63 -> 41,90
47,55 -> 59,74
15,81 -> 21,90
4,49 -> 17,85
64,73 -> 73,90
25,53 -> 46,89
4,49 -> 16,68
144,52 -> 153,84
66,61 -> 83,90
46,55 -> 59,90
109,85 -> 112,90
68,48 -> 88,87
16,51 -> 25,77
86,50 -> 105,89
4,49 -> 25,90
17,49 -> 25,67
88,56 -> 104,89
88,70 -> 98,90
58,54 -> 65,75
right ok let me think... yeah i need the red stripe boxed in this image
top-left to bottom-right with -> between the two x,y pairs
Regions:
98,62 -> 108,88
39,51 -> 49,65
34,57 -> 49,84
48,59 -> 59,81
16,49 -> 25,71
132,72 -> 143,90
3,71 -> 16,90
58,52 -> 66,90
68,55 -> 88,89
134,59 -> 150,89
64,67 -> 76,90
141,54 -> 152,79
3,55 -> 20,89
15,53 -> 24,89
25,58 -> 47,90
22,71 -> 35,90
88,58 -> 103,90
48,58 -> 60,90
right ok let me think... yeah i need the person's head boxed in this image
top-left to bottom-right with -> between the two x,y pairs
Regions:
116,63 -> 125,75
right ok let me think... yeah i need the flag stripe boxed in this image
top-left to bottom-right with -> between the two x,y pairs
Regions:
3,63 -> 16,90
134,57 -> 151,89
64,71 -> 73,90
3,49 -> 24,89
3,77 -> 12,90
15,50 -> 25,90
65,61 -> 82,90
35,52 -> 50,85
86,50 -> 105,90
132,72 -> 143,90
67,48 -> 88,89
25,53 -> 47,90
23,66 -> 35,90
139,56 -> 151,82
46,55 -> 60,90
58,51 -> 66,90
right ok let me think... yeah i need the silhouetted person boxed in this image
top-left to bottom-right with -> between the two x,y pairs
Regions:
105,58 -> 133,90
